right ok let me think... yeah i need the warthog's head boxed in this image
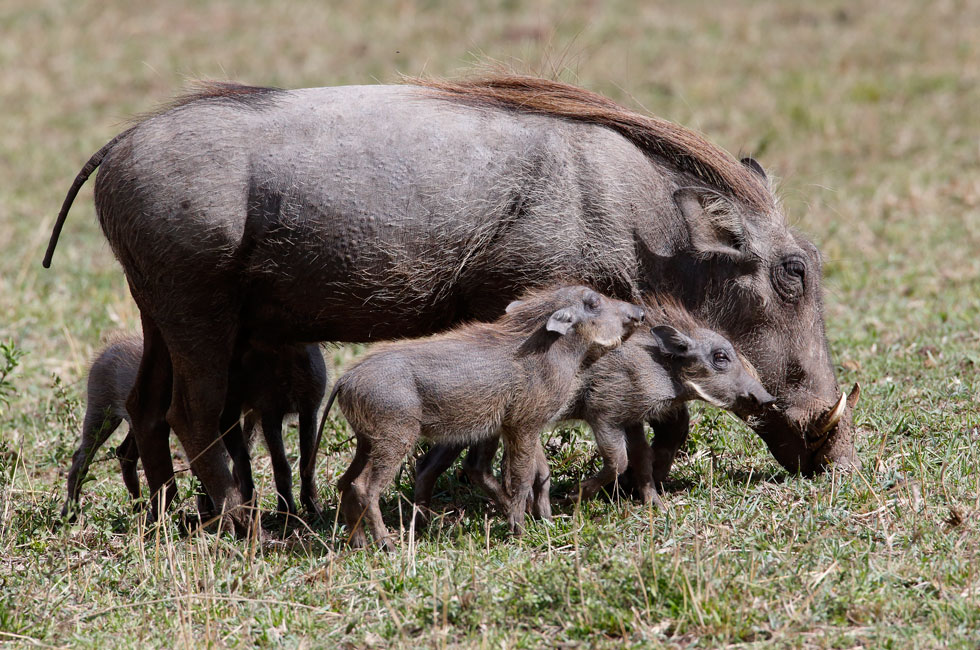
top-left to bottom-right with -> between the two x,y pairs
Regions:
671,160 -> 859,475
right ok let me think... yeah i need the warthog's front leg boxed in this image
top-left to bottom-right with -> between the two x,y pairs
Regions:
260,411 -> 298,516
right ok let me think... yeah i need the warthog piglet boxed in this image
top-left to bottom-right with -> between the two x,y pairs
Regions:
327,285 -> 645,549
415,297 -> 775,510
61,336 -> 326,519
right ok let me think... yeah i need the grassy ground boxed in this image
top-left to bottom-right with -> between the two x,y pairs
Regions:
1,0 -> 979,646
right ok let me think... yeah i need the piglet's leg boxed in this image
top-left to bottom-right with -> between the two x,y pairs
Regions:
625,422 -> 662,507
413,442 -> 466,519
502,439 -> 551,518
338,436 -> 371,549
363,428 -> 417,552
649,405 -> 689,485
500,427 -> 538,536
297,407 -> 322,516
462,438 -> 508,508
576,419 -> 628,501
62,405 -> 124,519
529,441 -> 552,520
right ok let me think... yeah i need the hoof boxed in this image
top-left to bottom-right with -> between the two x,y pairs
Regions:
508,518 -> 526,538
640,487 -> 665,509
302,497 -> 324,519
412,506 -> 432,531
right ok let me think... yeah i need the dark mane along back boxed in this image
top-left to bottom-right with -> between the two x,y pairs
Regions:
413,74 -> 774,213
135,81 -> 283,123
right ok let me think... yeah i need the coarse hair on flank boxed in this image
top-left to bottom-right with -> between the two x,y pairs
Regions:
133,81 -> 283,123
412,74 -> 775,213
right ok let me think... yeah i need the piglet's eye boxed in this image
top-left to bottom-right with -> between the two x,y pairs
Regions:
584,294 -> 600,310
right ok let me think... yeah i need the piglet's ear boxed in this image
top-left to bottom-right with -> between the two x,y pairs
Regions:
649,325 -> 694,357
505,299 -> 523,314
546,308 -> 577,335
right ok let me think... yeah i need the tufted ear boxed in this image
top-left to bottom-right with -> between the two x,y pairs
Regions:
740,157 -> 768,181
649,325 -> 695,358
673,188 -> 748,260
546,307 -> 577,335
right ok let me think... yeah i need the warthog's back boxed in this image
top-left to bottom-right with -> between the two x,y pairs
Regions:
95,85 -> 651,341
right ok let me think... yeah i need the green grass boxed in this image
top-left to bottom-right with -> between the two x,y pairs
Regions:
2,0 -> 979,646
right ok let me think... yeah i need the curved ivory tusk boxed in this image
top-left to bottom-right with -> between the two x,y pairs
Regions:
817,392 -> 847,435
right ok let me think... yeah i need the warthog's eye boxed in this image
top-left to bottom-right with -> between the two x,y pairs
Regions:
583,293 -> 601,311
772,255 -> 806,302
712,350 -> 731,369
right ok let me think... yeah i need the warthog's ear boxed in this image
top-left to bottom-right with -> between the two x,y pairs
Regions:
546,308 -> 577,335
505,299 -> 523,314
673,188 -> 747,260
740,157 -> 768,181
649,325 -> 695,357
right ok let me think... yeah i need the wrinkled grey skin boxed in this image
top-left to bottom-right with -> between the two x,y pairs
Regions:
65,83 -> 855,533
329,286 -> 645,549
60,335 -> 327,520
415,323 -> 774,511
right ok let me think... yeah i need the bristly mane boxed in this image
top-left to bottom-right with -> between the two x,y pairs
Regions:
642,293 -> 702,335
413,75 -> 774,213
135,81 -> 282,122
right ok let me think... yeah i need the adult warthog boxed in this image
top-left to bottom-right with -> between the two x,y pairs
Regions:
45,76 -> 858,534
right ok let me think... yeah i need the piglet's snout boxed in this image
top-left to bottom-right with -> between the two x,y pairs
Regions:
732,384 -> 777,418
745,387 -> 777,409
622,305 -> 645,328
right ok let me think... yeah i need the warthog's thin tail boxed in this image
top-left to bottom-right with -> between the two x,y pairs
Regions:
43,129 -> 133,268
306,380 -> 343,477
